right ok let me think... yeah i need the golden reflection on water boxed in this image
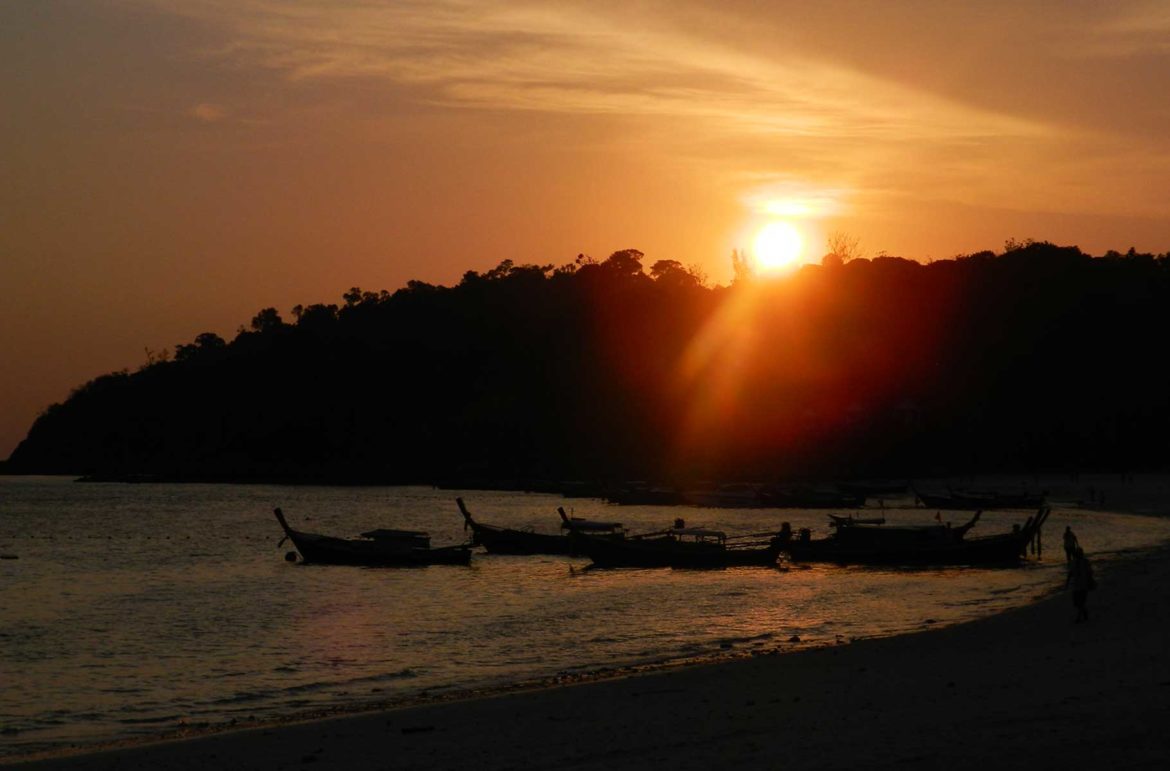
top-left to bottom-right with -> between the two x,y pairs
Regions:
3,477 -> 1170,758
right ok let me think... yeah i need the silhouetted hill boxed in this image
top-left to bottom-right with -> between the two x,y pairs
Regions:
7,243 -> 1170,483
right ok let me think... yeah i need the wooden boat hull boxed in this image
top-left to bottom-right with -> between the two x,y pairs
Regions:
578,535 -> 780,569
470,524 -> 575,555
274,509 -> 471,567
782,534 -> 1033,566
782,508 -> 1050,566
457,499 -> 623,556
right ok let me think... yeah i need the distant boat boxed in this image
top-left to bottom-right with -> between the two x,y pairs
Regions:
914,487 -> 1045,510
603,485 -> 688,506
758,485 -> 866,509
678,484 -> 769,508
601,483 -> 765,508
576,523 -> 783,569
273,508 -> 471,567
457,498 -> 624,555
602,483 -> 864,509
836,480 -> 909,498
778,507 -> 1051,566
558,481 -> 612,499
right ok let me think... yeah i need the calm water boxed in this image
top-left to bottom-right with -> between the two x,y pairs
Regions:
2,476 -> 1168,758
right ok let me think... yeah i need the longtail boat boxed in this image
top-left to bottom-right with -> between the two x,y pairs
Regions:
457,498 -> 624,555
758,486 -> 866,509
576,524 -> 783,569
603,483 -> 865,509
778,507 -> 1051,566
913,487 -> 1045,510
837,480 -> 909,497
274,508 -> 471,567
602,486 -> 688,506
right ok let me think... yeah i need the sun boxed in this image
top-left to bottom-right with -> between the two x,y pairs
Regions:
752,221 -> 804,273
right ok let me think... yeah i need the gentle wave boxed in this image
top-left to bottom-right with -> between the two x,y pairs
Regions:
3,476 -> 1169,759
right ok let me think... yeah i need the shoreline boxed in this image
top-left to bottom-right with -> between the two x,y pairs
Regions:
1,640 -> 823,764
0,593 -> 972,764
6,474 -> 1170,769
3,468 -> 1167,497
8,541 -> 1170,770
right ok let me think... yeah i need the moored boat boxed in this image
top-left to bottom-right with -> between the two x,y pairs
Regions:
678,484 -> 768,508
603,482 -> 865,509
603,485 -> 688,506
456,498 -> 624,555
274,508 -> 471,566
758,485 -> 866,508
913,487 -> 1045,510
577,523 -> 783,569
836,480 -> 910,498
778,507 -> 1051,566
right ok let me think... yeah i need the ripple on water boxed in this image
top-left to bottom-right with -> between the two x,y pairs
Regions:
3,477 -> 1170,759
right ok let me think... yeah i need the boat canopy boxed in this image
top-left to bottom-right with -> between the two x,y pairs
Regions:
668,527 -> 727,540
561,518 -> 624,532
828,514 -> 887,527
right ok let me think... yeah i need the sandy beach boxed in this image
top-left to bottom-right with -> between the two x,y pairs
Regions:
9,536 -> 1170,769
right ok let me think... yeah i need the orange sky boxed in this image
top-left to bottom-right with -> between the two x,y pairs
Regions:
3,1 -> 1170,458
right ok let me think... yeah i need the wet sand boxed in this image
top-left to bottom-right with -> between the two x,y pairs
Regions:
8,473 -> 1170,770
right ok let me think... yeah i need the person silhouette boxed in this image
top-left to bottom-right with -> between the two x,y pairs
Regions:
1065,547 -> 1094,623
1062,526 -> 1079,563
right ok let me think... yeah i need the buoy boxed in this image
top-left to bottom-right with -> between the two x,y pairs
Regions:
284,551 -> 298,563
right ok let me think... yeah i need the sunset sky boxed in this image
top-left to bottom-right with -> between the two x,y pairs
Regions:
3,0 -> 1170,458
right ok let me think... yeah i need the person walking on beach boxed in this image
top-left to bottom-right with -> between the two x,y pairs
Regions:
1066,547 -> 1095,623
1063,526 -> 1079,563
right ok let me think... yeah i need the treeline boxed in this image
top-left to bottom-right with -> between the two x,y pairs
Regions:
8,243 -> 1170,483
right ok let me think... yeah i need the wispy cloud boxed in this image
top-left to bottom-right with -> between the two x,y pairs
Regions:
1088,2 -> 1170,55
120,1 -> 1170,221
190,102 -> 227,122
129,0 -> 1044,144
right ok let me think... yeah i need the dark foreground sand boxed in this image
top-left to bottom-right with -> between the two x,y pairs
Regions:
9,540 -> 1170,771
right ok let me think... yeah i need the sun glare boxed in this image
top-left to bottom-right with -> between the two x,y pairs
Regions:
752,221 -> 804,273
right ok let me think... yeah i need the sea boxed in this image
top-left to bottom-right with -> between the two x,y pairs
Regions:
2,475 -> 1169,760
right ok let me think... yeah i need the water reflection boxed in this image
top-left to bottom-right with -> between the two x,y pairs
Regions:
1,476 -> 1168,758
